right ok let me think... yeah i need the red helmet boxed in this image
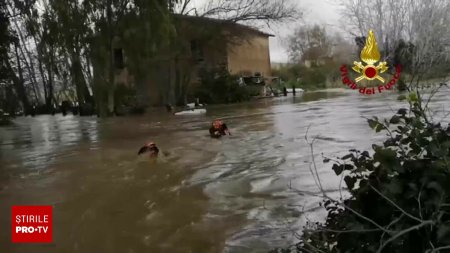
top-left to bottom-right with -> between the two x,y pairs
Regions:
213,120 -> 223,129
146,142 -> 156,147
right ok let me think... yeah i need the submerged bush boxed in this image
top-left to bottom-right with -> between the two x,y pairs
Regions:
0,109 -> 12,125
272,63 -> 339,91
280,98 -> 450,253
114,84 -> 146,115
193,67 -> 254,104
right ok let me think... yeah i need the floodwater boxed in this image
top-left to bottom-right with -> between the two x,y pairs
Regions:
1,88 -> 449,253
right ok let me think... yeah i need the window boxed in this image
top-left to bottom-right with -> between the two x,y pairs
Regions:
190,40 -> 198,54
190,40 -> 204,62
113,48 -> 124,69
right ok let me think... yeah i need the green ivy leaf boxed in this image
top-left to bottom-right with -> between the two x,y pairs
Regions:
372,144 -> 382,151
397,108 -> 408,116
397,95 -> 407,101
442,141 -> 450,149
412,118 -> 424,129
426,181 -> 443,195
332,164 -> 343,175
437,225 -> 450,242
410,143 -> 421,154
407,91 -> 418,103
368,119 -> 378,130
375,123 -> 384,133
374,148 -> 397,166
344,176 -> 357,190
390,115 -> 401,124
386,180 -> 403,194
342,154 -> 353,160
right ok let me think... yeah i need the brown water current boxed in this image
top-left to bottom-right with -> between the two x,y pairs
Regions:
1,88 -> 449,253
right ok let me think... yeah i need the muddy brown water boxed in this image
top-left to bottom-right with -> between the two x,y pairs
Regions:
1,88 -> 449,253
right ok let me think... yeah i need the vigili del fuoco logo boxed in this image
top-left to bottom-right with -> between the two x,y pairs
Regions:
340,30 -> 401,95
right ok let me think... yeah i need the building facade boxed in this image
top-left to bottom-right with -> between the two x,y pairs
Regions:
113,15 -> 274,106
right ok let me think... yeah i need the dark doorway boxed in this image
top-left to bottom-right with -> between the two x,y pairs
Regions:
113,48 -> 124,69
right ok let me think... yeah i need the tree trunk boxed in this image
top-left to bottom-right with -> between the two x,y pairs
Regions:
14,39 -> 40,104
91,39 -> 109,117
8,6 -> 42,103
19,41 -> 41,102
72,56 -> 84,105
70,52 -> 92,105
84,54 -> 94,87
180,72 -> 190,105
175,58 -> 191,106
174,58 -> 183,106
169,59 -> 176,106
107,84 -> 114,115
45,47 -> 54,108
11,43 -> 31,113
107,0 -> 115,115
38,48 -> 50,107
92,61 -> 108,117
107,45 -> 115,115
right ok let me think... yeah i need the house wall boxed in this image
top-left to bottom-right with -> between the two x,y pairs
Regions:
114,68 -> 132,86
304,60 -> 312,68
227,35 -> 272,77
112,21 -> 274,106
188,39 -> 228,83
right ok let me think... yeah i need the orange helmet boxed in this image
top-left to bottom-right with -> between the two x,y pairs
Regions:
146,142 -> 156,147
213,120 -> 223,129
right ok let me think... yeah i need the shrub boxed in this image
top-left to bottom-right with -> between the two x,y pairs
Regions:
283,94 -> 450,253
273,63 -> 340,90
302,68 -> 327,87
397,78 -> 407,92
114,84 -> 146,115
0,109 -> 12,125
193,67 -> 252,104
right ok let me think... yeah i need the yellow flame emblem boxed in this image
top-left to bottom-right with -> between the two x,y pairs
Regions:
352,30 -> 388,83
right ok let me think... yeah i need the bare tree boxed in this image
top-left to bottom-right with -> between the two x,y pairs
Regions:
175,0 -> 301,25
202,0 -> 299,24
287,24 -> 334,63
173,0 -> 197,15
339,0 -> 450,85
290,2 -> 450,251
339,0 -> 450,127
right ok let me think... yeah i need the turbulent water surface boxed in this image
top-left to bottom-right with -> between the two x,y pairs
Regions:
1,88 -> 449,253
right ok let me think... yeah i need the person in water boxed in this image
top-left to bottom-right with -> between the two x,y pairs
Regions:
138,142 -> 159,157
209,120 -> 231,138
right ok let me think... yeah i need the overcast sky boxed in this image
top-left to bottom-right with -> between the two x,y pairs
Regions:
189,0 -> 342,63
267,0 -> 342,63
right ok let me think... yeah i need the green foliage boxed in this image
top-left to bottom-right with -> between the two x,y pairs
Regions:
113,84 -> 145,115
301,67 -> 328,86
192,67 -> 253,104
393,40 -> 414,75
289,101 -> 450,252
0,109 -> 12,126
114,83 -> 134,104
0,9 -> 12,81
397,78 -> 407,92
272,63 -> 339,90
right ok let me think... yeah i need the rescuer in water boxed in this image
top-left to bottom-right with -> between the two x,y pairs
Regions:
138,142 -> 160,157
209,120 -> 231,138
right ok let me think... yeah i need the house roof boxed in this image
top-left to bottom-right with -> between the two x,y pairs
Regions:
172,14 -> 275,37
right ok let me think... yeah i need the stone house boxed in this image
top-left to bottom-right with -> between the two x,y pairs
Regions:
113,14 -> 274,106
